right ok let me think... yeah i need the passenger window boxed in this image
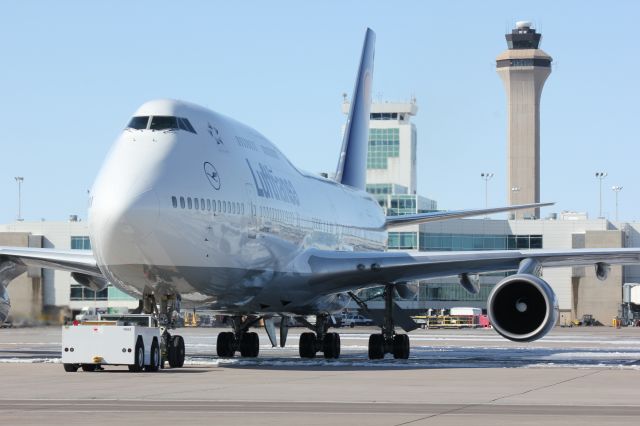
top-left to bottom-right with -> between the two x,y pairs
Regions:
223,201 -> 227,213
217,200 -> 221,211
207,199 -> 211,211
194,198 -> 199,210
187,197 -> 192,209
126,116 -> 149,130
150,116 -> 179,131
232,203 -> 236,214
201,198 -> 205,211
171,196 -> 177,208
180,197 -> 185,208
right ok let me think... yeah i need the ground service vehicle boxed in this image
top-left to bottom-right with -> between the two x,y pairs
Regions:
341,314 -> 374,328
61,314 -> 185,372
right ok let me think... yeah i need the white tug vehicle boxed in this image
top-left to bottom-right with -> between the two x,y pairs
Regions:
61,314 -> 185,372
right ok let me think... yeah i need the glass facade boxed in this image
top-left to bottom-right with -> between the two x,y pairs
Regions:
70,285 -> 108,301
367,128 -> 399,169
419,233 -> 543,251
388,195 -> 417,215
388,232 -> 418,249
70,236 -> 91,250
366,184 -> 393,194
420,282 -> 496,302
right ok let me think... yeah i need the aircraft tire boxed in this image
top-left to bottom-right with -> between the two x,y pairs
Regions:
174,335 -> 185,367
299,332 -> 317,358
216,332 -> 235,358
323,333 -> 340,359
240,332 -> 259,358
392,334 -> 410,359
81,364 -> 98,372
368,334 -> 385,360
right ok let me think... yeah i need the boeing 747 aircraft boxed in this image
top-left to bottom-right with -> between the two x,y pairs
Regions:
2,29 -> 640,362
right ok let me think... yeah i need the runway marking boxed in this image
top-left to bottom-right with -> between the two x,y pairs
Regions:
0,400 -> 639,417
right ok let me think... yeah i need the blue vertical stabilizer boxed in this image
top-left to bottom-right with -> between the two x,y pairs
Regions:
334,28 -> 375,190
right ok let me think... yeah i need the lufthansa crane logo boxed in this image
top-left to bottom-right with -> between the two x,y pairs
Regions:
204,162 -> 221,190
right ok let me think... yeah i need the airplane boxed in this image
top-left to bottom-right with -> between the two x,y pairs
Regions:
2,28 -> 640,363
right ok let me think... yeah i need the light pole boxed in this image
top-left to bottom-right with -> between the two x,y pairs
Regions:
510,186 -> 520,220
480,173 -> 494,218
612,186 -> 623,222
14,177 -> 24,222
595,172 -> 607,218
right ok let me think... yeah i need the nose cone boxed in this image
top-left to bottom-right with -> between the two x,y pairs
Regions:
90,187 -> 159,267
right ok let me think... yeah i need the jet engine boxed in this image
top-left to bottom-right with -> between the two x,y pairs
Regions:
487,274 -> 558,342
0,257 -> 27,323
394,282 -> 419,300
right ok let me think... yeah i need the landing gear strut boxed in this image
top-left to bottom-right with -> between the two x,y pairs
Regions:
216,316 -> 260,358
355,285 -> 411,360
297,314 -> 340,359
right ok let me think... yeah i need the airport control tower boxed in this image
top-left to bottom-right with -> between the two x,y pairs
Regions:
496,21 -> 552,219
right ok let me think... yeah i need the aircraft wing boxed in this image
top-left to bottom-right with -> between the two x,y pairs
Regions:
302,247 -> 640,294
385,202 -> 554,228
0,247 -> 101,277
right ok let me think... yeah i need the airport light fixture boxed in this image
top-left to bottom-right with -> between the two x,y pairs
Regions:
480,173 -> 494,217
612,185 -> 623,222
14,176 -> 24,222
481,173 -> 494,208
509,187 -> 520,220
595,172 -> 607,218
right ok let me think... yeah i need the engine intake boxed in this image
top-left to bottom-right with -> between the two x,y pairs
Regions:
487,274 -> 558,342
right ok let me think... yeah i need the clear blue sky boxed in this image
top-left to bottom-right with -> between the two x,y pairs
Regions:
1,1 -> 639,224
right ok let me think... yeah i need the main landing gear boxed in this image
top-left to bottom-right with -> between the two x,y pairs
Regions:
350,285 -> 414,360
297,314 -> 340,359
216,316 -> 260,358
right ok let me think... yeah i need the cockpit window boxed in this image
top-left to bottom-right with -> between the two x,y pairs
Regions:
150,116 -> 179,131
179,117 -> 197,134
146,116 -> 197,134
126,116 -> 149,130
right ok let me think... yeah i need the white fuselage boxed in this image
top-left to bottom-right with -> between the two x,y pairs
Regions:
89,100 -> 387,314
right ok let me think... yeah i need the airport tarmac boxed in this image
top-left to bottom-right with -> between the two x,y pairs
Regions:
1,326 -> 639,425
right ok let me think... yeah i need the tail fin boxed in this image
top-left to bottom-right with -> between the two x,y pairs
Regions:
334,28 -> 375,190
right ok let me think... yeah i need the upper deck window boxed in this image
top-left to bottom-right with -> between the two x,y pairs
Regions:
127,116 -> 149,130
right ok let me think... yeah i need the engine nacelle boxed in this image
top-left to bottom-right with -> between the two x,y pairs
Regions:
0,258 -> 27,323
487,274 -> 558,342
595,262 -> 610,281
70,273 -> 109,292
394,282 -> 419,300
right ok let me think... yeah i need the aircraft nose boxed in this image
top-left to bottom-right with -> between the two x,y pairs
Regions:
90,188 -> 159,266
114,188 -> 160,241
